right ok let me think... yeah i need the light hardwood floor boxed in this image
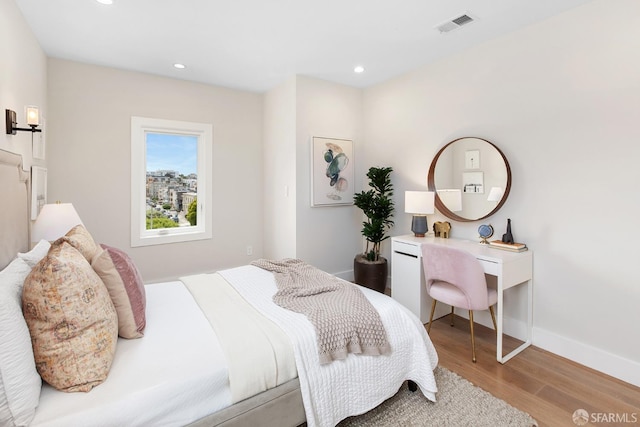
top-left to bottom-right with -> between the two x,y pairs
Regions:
427,315 -> 640,427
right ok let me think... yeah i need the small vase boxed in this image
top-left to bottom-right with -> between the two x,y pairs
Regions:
501,218 -> 514,243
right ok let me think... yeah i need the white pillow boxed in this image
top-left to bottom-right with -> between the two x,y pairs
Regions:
0,257 -> 42,427
17,240 -> 51,268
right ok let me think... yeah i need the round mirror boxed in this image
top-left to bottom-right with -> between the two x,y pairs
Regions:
427,137 -> 511,222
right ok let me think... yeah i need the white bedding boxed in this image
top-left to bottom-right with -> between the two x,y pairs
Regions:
180,273 -> 297,403
30,281 -> 232,427
219,265 -> 439,427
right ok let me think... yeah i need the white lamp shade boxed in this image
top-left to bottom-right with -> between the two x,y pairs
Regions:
32,203 -> 83,242
487,187 -> 504,202
404,191 -> 435,214
437,189 -> 462,212
26,106 -> 40,126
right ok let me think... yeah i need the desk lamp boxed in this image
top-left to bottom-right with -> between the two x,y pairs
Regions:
405,191 -> 435,237
32,202 -> 83,242
487,187 -> 504,203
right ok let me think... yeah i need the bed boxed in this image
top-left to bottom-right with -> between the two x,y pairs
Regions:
0,148 -> 439,427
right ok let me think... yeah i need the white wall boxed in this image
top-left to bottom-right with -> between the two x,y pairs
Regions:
0,0 -> 46,169
363,0 -> 640,385
294,76 -> 364,277
263,77 -> 297,259
10,0 -> 638,386
46,59 -> 264,282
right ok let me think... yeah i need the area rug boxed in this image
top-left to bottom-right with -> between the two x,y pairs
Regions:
337,367 -> 537,426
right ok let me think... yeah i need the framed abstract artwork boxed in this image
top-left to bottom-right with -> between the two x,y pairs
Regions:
311,136 -> 354,207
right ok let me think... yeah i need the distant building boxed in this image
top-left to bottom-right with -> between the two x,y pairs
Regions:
182,192 -> 197,213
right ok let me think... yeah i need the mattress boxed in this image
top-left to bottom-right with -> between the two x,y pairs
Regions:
30,281 -> 233,427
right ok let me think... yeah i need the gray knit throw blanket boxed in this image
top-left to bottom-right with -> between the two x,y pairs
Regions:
251,258 -> 391,365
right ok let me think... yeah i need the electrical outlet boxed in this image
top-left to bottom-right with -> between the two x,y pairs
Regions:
246,245 -> 253,256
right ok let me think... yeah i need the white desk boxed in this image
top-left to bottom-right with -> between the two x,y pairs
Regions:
391,234 -> 533,363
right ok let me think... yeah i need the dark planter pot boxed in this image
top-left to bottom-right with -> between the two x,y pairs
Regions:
353,254 -> 388,293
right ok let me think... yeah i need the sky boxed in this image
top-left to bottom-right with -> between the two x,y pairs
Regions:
146,132 -> 198,175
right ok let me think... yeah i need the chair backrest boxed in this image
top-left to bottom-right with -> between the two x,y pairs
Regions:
421,243 -> 489,310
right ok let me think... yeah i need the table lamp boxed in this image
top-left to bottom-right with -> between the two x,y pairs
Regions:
32,202 -> 83,242
405,191 -> 435,237
487,187 -> 504,203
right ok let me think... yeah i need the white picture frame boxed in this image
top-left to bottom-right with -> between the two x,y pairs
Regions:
31,166 -> 47,220
462,171 -> 484,194
311,136 -> 354,207
465,149 -> 480,169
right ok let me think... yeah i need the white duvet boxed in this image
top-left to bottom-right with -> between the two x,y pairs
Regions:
30,266 -> 438,427
219,265 -> 439,427
30,281 -> 232,427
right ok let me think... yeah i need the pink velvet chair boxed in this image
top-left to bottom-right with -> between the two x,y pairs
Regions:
421,243 -> 498,362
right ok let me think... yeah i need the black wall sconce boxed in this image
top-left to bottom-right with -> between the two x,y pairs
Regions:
5,107 -> 42,135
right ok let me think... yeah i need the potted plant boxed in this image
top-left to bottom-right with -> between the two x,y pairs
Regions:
353,166 -> 395,293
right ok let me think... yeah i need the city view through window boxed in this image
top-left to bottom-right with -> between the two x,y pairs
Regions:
146,132 -> 198,230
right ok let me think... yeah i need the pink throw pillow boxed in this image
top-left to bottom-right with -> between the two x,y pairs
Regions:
92,244 -> 146,339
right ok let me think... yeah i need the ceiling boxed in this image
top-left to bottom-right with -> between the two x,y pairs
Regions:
16,0 -> 594,93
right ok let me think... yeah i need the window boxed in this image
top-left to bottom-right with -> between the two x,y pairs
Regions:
131,116 -> 212,247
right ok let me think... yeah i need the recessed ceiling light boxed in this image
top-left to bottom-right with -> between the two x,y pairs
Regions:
354,65 -> 365,74
95,0 -> 114,5
173,63 -> 186,69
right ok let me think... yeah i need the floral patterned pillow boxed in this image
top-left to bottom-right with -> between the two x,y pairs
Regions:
22,241 -> 118,392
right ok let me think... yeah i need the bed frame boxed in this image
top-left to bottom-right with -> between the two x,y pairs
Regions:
0,149 -> 30,270
0,148 -> 306,427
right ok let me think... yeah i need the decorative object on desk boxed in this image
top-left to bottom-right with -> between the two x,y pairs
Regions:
501,218 -> 514,243
433,221 -> 451,238
353,166 -> 394,293
478,224 -> 494,244
404,191 -> 434,237
489,240 -> 528,252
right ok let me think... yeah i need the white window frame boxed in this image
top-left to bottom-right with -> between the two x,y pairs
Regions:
131,116 -> 212,247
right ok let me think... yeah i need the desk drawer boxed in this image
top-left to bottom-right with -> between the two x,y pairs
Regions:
392,241 -> 420,257
479,259 -> 499,276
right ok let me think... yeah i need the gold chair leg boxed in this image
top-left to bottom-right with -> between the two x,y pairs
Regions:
489,305 -> 497,332
427,300 -> 437,333
450,306 -> 455,327
469,310 -> 477,363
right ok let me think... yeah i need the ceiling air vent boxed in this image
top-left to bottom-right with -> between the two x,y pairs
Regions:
436,13 -> 476,34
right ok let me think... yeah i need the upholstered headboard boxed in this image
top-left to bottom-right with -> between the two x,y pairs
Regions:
0,149 -> 30,269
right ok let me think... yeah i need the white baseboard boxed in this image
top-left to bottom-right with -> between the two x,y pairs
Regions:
346,270 -> 640,388
453,310 -> 529,341
333,269 -> 354,282
415,308 -> 640,388
533,327 -> 640,388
